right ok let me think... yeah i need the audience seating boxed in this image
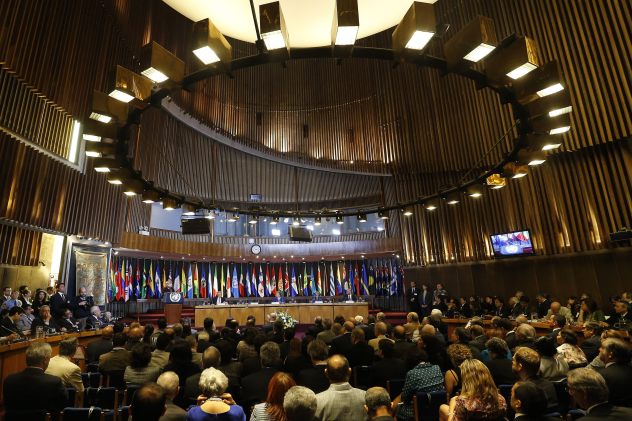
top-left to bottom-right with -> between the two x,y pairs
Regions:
60,407 -> 104,421
4,409 -> 51,421
117,406 -> 130,421
123,384 -> 140,406
87,364 -> 99,373
412,390 -> 447,421
82,372 -> 102,388
387,379 -> 405,400
567,409 -> 586,419
553,378 -> 571,414
85,387 -> 118,412
352,366 -> 371,390
103,371 -> 126,390
66,388 -> 77,408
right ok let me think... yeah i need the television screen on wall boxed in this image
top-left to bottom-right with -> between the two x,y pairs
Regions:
490,230 -> 535,257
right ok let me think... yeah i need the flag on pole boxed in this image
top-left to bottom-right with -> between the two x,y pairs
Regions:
303,264 -> 309,296
125,259 -> 131,302
193,263 -> 199,298
257,264 -> 265,297
219,264 -> 225,298
329,263 -> 335,296
212,264 -> 218,298
231,264 -> 240,297
390,261 -> 398,295
342,262 -> 349,295
354,261 -> 361,297
270,264 -> 277,296
173,262 -> 181,293
335,262 -> 342,295
316,263 -> 322,296
155,260 -> 162,299
148,260 -> 155,298
278,264 -> 283,297
368,263 -> 375,295
134,260 -> 141,300
242,264 -> 248,297
200,264 -> 207,298
265,264 -> 272,297
167,262 -> 173,293
185,263 -> 192,298
283,264 -> 290,296
290,265 -> 298,296
108,257 -> 115,302
361,261 -> 369,295
348,262 -> 355,296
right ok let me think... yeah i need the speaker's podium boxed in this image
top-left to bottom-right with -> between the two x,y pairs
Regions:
164,292 -> 184,325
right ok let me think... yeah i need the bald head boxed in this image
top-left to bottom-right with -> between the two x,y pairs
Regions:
326,355 -> 351,383
102,326 -> 114,339
421,324 -> 436,336
550,302 -> 561,313
128,327 -> 143,340
202,346 -> 221,369
343,321 -> 355,333
393,325 -> 406,340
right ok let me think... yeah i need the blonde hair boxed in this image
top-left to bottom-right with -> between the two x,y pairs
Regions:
459,359 -> 500,408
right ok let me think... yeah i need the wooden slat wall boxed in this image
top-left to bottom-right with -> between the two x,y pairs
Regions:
0,222 -> 42,266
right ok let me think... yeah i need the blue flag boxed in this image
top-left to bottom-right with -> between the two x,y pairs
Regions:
290,265 -> 298,296
232,265 -> 240,297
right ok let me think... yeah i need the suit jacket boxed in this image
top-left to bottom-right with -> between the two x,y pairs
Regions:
85,314 -> 105,330
296,364 -> 329,394
71,295 -> 94,319
49,292 -> 69,317
0,317 -> 24,337
160,399 -> 187,421
56,317 -> 80,332
99,347 -> 131,372
504,331 -> 518,350
87,338 -> 113,364
348,342 -> 374,367
469,335 -> 488,352
240,367 -> 278,407
45,355 -> 84,392
30,317 -> 59,336
315,382 -> 368,421
3,367 -> 68,413
370,357 -> 406,388
329,332 -> 353,358
579,402 -> 632,421
393,340 -> 416,360
495,305 -> 511,318
317,329 -> 337,344
607,311 -> 632,326
580,335 -> 601,361
537,300 -> 551,318
183,372 -> 203,407
598,363 -> 632,407
149,349 -> 171,369
484,358 -> 516,386
368,335 -> 393,353
545,306 -> 573,323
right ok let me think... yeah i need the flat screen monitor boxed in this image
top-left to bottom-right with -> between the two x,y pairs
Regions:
490,230 -> 535,257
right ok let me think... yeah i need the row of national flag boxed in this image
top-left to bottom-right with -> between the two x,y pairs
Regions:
107,257 -> 403,302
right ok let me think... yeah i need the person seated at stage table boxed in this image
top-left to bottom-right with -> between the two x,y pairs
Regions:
512,347 -> 558,412
296,339 -> 330,394
578,297 -> 606,324
567,367 -> 632,420
3,342 -> 67,415
30,304 -> 59,335
439,359 -> 507,421
1,306 -> 26,339
16,303 -> 35,332
56,307 -> 80,332
85,305 -> 105,329
125,343 -> 161,385
556,329 -> 588,367
608,299 -> 632,327
597,338 -> 632,407
534,336 -> 569,380
494,296 -> 511,318
45,337 -> 84,396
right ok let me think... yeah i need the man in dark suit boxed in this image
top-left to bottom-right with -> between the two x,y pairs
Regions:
370,339 -> 406,388
306,316 -> 324,338
3,342 -> 67,414
0,306 -> 26,338
547,315 -> 566,340
597,338 -> 632,407
56,308 -> 80,333
536,293 -> 551,319
329,321 -> 354,358
87,326 -> 113,364
419,284 -> 432,317
512,347 -> 558,412
99,332 -> 131,373
348,328 -> 373,368
494,297 -> 511,318
580,322 -> 603,362
71,286 -> 94,320
86,306 -> 106,330
510,381 -> 561,421
408,282 -> 420,317
567,367 -> 632,420
608,300 -> 632,327
484,338 -> 516,386
183,346 -> 221,405
468,325 -> 488,352
297,339 -> 330,394
392,326 -> 416,360
49,282 -> 70,318
240,341 -> 280,408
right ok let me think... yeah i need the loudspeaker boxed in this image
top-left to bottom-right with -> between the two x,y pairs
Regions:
289,226 -> 313,242
181,218 -> 211,235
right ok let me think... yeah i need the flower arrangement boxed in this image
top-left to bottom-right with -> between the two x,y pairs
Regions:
277,310 -> 298,329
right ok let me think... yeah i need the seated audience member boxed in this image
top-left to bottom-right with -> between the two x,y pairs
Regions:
597,338 -> 632,407
284,386 -> 318,421
184,346 -> 221,406
241,341 -> 281,408
510,381 -> 560,421
284,337 -> 312,376
548,315 -> 567,340
581,322 -> 604,361
316,318 -> 335,344
157,371 -> 187,421
365,387 -> 395,421
236,327 -> 258,362
85,305 -> 105,329
452,327 -> 478,358
130,382 -> 167,421
587,329 -> 629,370
315,355 -> 368,421
444,344 -> 473,398
512,347 -> 558,412
187,367 -> 246,421
393,347 -> 444,420
1,306 -> 25,338
306,316 -> 324,338
16,304 -> 35,332
56,308 -> 80,332
329,321 -> 355,358
30,305 -> 58,335
279,327 -> 296,361
152,317 -> 168,344
418,331 -> 448,370
556,329 -> 588,367
125,343 -> 162,385
376,312 -> 392,335
392,326 -> 416,360
297,339 -> 330,394
251,372 -> 296,421
578,298 -> 606,324
403,312 -> 421,341
468,325 -> 487,352
268,320 -> 285,344
215,338 -> 243,391
164,340 -> 202,408
127,326 -> 144,350
439,359 -> 507,421
349,328 -> 374,367
483,337 -> 515,386
45,337 -> 84,395
363,315 -> 377,341
370,339 -> 406,388
513,324 -> 537,351
185,335 -> 204,369
534,336 -> 569,380
368,322 -> 392,353
151,332 -> 172,369
87,325 -> 114,364
567,367 -> 632,420
608,299 -> 632,327
100,332 -> 132,372
3,342 -> 67,414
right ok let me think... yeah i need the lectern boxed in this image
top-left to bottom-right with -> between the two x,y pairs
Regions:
164,292 -> 184,324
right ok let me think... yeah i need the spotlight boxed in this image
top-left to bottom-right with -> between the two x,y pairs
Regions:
182,203 -> 197,216
525,90 -> 572,119
192,18 -> 233,65
90,91 -> 128,123
82,119 -> 118,143
92,157 -> 120,173
336,216 -> 344,224
357,214 -> 367,222
162,198 -> 179,211
107,65 -> 152,104
260,2 -> 289,52
466,185 -> 484,198
204,210 -> 216,220
518,149 -> 547,166
503,162 -> 529,179
392,2 -> 436,54
424,199 -> 439,211
332,0 -> 359,46
485,36 -> 538,81
106,168 -> 132,185
525,134 -> 562,151
443,16 -> 497,68
139,41 -> 185,84
292,217 -> 300,226
85,142 -> 116,158
513,61 -> 564,104
249,215 -> 259,225
486,173 -> 507,189
402,207 -> 414,216
377,211 -> 389,220
141,190 -> 161,204
122,179 -> 144,196
444,192 -> 460,205
229,213 -> 240,222
270,217 -> 279,225
531,113 -> 571,135
314,217 -> 321,226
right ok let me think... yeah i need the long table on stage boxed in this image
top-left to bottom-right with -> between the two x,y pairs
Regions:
195,302 -> 369,327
